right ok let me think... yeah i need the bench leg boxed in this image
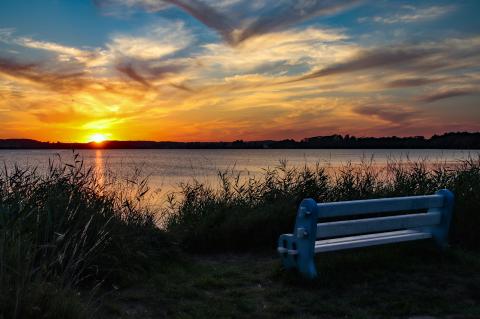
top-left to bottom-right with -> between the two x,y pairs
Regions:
278,234 -> 297,269
294,198 -> 318,279
431,189 -> 455,249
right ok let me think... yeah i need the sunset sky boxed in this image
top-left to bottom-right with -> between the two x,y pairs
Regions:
0,0 -> 479,142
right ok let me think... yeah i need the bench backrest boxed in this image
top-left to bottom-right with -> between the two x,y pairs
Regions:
315,194 -> 445,239
316,194 -> 444,218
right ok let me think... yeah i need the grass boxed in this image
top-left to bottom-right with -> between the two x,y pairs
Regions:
100,243 -> 480,319
1,154 -> 480,318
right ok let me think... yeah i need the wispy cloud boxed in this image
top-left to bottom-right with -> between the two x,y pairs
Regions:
33,106 -> 100,124
385,77 -> 442,88
93,0 -> 171,16
197,27 -> 351,78
0,57 -> 87,91
15,37 -> 100,64
232,0 -> 359,44
94,0 -> 359,45
285,36 -> 480,84
289,47 -> 434,82
358,5 -> 455,24
0,28 -> 15,40
353,104 -> 419,125
417,88 -> 475,103
115,59 -> 186,87
115,62 -> 150,87
107,20 -> 193,59
0,29 -> 107,67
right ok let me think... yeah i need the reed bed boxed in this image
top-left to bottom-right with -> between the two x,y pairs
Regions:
0,153 -> 171,319
164,157 -> 480,252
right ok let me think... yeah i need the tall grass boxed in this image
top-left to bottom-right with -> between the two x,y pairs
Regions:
0,153 -> 171,319
164,158 -> 480,252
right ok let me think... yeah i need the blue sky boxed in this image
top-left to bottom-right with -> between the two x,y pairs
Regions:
2,1 -> 478,49
0,0 -> 479,142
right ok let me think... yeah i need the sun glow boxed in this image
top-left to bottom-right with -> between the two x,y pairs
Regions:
89,133 -> 108,143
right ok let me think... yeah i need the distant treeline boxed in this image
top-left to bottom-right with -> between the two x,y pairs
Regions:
1,132 -> 480,149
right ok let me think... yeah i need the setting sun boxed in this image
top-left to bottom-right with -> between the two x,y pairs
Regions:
89,133 -> 108,143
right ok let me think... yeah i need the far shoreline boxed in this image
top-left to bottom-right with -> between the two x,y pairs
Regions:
1,132 -> 480,150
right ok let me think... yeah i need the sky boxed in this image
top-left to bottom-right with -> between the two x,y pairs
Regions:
0,0 -> 479,142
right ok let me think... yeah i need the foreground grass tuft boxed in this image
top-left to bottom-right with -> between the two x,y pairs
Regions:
0,153 -> 172,319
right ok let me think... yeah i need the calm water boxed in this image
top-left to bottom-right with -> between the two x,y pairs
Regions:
0,149 -> 478,195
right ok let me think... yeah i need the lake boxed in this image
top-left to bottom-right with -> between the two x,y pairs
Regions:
0,149 -> 478,196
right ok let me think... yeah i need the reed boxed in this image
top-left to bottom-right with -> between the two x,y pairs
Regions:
164,157 -> 480,252
0,153 -> 171,319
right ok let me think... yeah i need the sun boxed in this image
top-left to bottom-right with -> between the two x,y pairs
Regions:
89,133 -> 108,143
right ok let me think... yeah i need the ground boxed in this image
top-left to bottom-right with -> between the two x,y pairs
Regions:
99,243 -> 480,319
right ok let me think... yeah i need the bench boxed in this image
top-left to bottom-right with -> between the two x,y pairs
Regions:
277,189 -> 454,279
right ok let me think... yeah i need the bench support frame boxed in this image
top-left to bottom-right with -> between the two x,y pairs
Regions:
278,189 -> 454,279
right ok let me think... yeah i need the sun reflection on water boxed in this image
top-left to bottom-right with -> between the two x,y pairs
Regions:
95,149 -> 105,187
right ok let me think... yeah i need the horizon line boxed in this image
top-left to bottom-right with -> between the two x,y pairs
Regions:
1,131 -> 480,145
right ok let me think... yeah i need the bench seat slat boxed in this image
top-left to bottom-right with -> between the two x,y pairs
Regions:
317,195 -> 444,218
315,229 -> 422,245
314,230 -> 432,253
316,211 -> 441,238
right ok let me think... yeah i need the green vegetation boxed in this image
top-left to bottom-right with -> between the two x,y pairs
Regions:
165,158 -> 480,251
1,155 -> 480,318
0,154 -> 172,319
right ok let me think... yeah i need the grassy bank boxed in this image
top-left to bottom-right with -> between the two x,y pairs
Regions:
1,155 -> 480,318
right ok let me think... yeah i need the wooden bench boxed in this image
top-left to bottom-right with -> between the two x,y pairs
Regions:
277,189 -> 454,279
